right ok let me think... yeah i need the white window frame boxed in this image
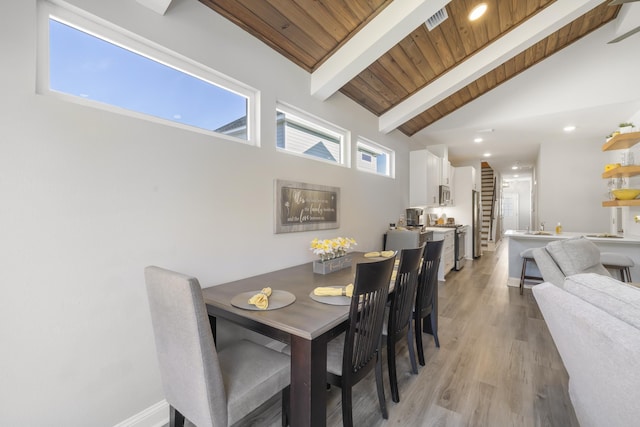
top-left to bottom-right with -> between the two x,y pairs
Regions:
276,102 -> 350,167
36,0 -> 260,146
356,136 -> 395,178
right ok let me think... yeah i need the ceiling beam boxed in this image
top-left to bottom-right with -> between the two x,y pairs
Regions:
379,0 -> 605,134
310,0 -> 451,101
136,0 -> 173,15
608,3 -> 640,43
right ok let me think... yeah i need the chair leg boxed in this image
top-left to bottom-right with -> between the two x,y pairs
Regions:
520,258 -> 527,295
415,315 -> 425,366
281,386 -> 290,427
624,267 -> 632,283
407,323 -> 418,375
387,336 -> 399,403
375,348 -> 388,419
341,384 -> 354,427
429,308 -> 440,348
170,406 -> 185,427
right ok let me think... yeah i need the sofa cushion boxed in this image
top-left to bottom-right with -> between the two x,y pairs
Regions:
532,281 -> 640,427
532,247 -> 566,287
564,273 -> 640,331
545,237 -> 611,277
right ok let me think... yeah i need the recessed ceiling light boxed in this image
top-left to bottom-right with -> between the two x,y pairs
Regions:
563,125 -> 576,132
483,152 -> 491,157
514,174 -> 519,178
512,165 -> 518,170
469,3 -> 487,21
474,137 -> 483,143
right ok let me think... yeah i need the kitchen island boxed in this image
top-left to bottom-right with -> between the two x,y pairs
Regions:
505,229 -> 640,287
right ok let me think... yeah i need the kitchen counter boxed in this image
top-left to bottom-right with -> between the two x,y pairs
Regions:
505,229 -> 640,287
505,229 -> 640,244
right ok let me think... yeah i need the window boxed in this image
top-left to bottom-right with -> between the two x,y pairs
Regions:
356,137 -> 394,177
276,103 -> 349,165
38,1 -> 258,145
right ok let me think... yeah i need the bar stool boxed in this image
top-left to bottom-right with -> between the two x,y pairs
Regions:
520,248 -> 544,295
601,252 -> 634,282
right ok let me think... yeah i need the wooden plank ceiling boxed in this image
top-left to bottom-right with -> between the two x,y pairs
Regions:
199,0 -> 620,136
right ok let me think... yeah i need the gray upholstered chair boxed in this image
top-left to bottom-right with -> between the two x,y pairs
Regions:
144,266 -> 290,427
532,237 -> 612,287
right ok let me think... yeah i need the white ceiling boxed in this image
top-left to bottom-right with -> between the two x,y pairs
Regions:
411,3 -> 640,180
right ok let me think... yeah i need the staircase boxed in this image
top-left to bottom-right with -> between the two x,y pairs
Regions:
481,162 -> 497,251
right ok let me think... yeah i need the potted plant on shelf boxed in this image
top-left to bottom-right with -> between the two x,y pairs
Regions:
619,122 -> 635,134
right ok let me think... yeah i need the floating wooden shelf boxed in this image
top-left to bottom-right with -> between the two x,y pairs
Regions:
602,165 -> 640,178
602,199 -> 640,207
602,131 -> 640,151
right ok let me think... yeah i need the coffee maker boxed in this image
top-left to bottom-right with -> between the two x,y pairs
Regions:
405,208 -> 424,227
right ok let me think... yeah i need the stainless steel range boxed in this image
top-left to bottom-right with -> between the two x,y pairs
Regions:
430,224 -> 468,270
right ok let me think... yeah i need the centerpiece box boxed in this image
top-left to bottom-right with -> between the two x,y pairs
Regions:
313,253 -> 353,275
310,237 -> 356,275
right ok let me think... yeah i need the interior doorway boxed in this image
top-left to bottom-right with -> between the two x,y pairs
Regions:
502,178 -> 532,231
502,192 -> 519,231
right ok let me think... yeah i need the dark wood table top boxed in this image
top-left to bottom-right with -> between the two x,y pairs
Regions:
202,252 -> 385,340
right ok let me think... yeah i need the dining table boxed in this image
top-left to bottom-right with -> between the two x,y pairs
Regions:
201,251 -> 395,427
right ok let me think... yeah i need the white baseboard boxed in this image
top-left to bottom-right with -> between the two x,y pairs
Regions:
507,277 -> 520,287
113,400 -> 168,427
507,277 -> 537,289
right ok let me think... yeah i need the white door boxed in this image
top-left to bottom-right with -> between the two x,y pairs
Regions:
502,192 -> 519,231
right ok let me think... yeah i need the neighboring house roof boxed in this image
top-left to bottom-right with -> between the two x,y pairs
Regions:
304,142 -> 336,162
215,115 -> 246,134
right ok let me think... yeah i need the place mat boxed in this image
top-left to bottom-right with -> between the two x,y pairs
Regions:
230,290 -> 296,311
309,287 -> 352,306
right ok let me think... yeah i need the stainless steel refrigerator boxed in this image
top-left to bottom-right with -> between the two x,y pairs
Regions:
472,190 -> 482,258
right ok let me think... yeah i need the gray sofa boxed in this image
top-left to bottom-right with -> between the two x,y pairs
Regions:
532,273 -> 640,427
532,236 -> 612,287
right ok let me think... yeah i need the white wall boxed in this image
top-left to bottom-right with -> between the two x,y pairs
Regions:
0,1 -> 412,425
537,138 -> 610,232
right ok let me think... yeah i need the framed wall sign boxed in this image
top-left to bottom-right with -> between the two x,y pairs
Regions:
274,180 -> 340,234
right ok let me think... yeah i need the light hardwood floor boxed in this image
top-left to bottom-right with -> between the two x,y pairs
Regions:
234,239 -> 580,427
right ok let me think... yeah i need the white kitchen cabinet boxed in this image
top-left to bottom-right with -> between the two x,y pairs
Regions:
441,229 -> 455,277
427,228 -> 455,281
448,165 -> 455,205
441,159 -> 452,186
410,149 -> 441,207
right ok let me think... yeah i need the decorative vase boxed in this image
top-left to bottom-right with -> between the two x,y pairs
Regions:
313,253 -> 353,275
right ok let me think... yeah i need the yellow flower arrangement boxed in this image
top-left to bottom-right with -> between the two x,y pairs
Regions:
310,237 -> 357,262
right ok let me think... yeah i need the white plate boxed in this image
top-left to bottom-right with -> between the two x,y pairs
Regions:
230,290 -> 296,311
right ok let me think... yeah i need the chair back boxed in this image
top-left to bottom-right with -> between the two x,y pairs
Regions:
145,266 -> 227,427
343,256 -> 395,384
388,245 -> 425,341
416,240 -> 444,319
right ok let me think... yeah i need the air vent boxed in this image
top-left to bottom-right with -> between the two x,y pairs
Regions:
425,7 -> 448,31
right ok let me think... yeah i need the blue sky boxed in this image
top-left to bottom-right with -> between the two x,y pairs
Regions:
49,19 -> 247,133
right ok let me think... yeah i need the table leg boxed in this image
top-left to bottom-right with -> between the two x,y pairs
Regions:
290,334 -> 327,427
